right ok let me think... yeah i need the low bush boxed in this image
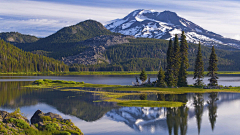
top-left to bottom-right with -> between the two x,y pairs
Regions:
41,116 -> 52,121
45,123 -> 60,132
8,118 -> 30,129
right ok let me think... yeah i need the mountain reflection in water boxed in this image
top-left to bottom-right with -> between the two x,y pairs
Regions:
1,81 -> 240,135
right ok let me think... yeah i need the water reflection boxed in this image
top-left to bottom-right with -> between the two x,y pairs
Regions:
193,94 -> 204,135
105,93 -> 240,135
1,81 -> 240,135
208,93 -> 218,131
0,82 -> 117,122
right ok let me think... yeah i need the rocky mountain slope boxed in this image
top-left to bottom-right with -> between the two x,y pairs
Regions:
62,35 -> 135,65
106,9 -> 240,49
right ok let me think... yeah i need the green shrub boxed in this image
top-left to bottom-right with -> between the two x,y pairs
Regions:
8,118 -> 30,129
41,116 -> 52,121
34,123 -> 39,128
34,79 -> 45,85
65,129 -> 82,135
43,79 -> 53,83
45,123 -> 60,132
53,131 -> 71,135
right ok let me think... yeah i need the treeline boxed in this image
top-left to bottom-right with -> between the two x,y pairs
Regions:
0,40 -> 68,72
70,38 -> 240,71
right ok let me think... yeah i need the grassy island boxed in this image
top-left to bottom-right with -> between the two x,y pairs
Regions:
26,79 -> 240,108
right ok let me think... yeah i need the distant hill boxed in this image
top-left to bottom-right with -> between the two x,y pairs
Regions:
16,20 -> 120,59
0,39 -> 68,72
0,32 -> 39,44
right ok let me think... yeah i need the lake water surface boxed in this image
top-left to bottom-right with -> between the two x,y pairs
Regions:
1,75 -> 240,135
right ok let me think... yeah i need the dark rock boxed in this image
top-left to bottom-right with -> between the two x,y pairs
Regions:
31,110 -> 63,124
30,109 -> 44,124
0,110 -> 9,122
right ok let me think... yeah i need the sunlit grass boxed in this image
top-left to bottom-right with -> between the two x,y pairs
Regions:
66,89 -> 184,107
1,71 -> 240,75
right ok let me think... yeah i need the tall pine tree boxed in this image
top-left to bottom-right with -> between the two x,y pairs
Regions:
165,39 -> 175,87
193,42 -> 204,86
207,46 -> 218,86
178,31 -> 189,87
180,31 -> 189,69
157,67 -> 167,87
178,61 -> 188,87
173,34 -> 181,86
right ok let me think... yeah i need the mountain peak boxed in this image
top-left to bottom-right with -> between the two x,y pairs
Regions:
105,9 -> 240,49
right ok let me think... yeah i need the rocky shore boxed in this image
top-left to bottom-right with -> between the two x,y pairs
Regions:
0,109 -> 83,135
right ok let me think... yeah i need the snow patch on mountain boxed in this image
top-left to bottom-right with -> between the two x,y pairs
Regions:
105,9 -> 240,49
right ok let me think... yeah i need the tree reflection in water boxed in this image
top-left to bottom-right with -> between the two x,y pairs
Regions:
193,93 -> 204,135
208,92 -> 218,131
165,94 -> 188,135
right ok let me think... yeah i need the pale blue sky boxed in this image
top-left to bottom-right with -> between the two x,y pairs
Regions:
0,0 -> 240,40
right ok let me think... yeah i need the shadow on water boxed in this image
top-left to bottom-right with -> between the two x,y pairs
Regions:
0,81 -> 118,122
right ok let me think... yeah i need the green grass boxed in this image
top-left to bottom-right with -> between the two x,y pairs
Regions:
67,89 -> 184,107
1,71 -> 240,76
26,79 -> 240,108
117,100 -> 184,107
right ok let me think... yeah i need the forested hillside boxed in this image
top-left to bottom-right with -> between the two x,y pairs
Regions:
16,20 -> 120,59
70,38 -> 240,71
0,32 -> 39,44
0,40 -> 68,72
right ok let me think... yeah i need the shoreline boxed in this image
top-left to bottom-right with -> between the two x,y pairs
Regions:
1,71 -> 240,76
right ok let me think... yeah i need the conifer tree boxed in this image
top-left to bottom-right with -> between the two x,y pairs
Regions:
165,39 -> 175,87
193,42 -> 204,86
178,61 -> 188,87
207,46 -> 218,86
178,31 -> 189,87
157,67 -> 167,87
180,31 -> 189,69
173,34 -> 181,86
139,69 -> 147,83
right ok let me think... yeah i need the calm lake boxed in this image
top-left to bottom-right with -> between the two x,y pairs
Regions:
1,75 -> 240,135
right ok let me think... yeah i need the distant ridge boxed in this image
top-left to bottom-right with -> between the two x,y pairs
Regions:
0,32 -> 39,44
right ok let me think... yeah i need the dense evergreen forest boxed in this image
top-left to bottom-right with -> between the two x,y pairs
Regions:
70,38 -> 240,71
0,40 -> 68,72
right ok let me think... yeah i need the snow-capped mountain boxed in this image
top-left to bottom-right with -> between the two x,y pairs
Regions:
105,9 -> 240,49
